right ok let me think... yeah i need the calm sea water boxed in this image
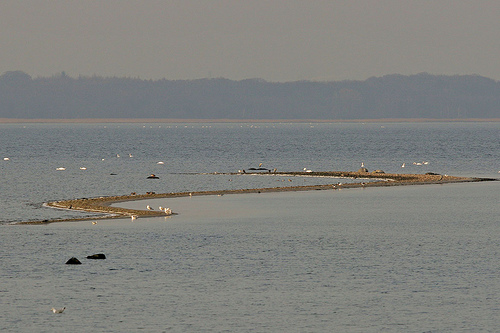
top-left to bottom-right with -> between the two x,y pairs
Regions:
1,122 -> 499,332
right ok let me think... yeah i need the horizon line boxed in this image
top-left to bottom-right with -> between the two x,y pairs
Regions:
1,118 -> 499,124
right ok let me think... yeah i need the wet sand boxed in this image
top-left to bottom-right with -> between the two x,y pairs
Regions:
18,171 -> 497,224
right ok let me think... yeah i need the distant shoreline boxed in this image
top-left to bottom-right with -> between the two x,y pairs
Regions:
1,118 -> 500,124
16,171 -> 498,225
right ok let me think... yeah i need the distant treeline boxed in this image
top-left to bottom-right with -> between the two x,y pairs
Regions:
1,71 -> 499,119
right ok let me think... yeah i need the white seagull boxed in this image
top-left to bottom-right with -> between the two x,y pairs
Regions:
51,307 -> 65,314
80,167 -> 87,170
146,205 -> 153,210
157,161 -> 165,165
3,157 -> 9,161
56,167 -> 66,171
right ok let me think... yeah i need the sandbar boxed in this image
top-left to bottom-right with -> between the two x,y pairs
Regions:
17,171 -> 497,224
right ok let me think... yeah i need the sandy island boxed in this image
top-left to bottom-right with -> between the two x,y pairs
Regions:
17,171 -> 497,224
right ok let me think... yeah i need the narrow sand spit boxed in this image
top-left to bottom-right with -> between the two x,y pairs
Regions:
18,171 -> 497,224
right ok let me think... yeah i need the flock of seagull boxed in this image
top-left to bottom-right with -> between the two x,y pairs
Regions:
2,153 -> 167,171
90,205 -> 172,225
147,205 -> 172,215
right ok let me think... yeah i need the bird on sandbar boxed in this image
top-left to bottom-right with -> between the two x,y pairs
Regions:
147,205 -> 153,210
131,215 -> 137,220
51,307 -> 65,314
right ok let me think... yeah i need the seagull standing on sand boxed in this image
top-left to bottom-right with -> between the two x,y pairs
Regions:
51,307 -> 65,314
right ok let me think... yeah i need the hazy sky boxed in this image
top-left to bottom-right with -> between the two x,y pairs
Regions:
1,0 -> 500,82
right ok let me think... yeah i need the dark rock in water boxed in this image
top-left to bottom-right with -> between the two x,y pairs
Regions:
358,167 -> 369,173
87,253 -> 106,260
425,172 -> 441,175
66,257 -> 82,265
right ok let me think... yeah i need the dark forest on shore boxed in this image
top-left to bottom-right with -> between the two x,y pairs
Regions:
1,71 -> 499,120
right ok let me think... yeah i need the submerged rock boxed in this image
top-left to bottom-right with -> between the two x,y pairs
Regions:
65,257 -> 82,265
87,253 -> 106,260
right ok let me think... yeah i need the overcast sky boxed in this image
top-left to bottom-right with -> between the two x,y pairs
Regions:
1,0 -> 499,82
